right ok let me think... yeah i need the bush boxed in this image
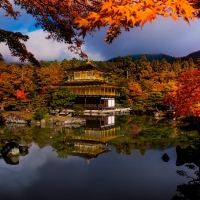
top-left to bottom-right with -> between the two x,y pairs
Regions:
33,107 -> 48,121
73,105 -> 85,116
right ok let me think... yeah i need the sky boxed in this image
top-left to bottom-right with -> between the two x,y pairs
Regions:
0,3 -> 200,63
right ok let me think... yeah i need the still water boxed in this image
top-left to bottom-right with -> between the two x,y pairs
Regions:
0,115 -> 199,200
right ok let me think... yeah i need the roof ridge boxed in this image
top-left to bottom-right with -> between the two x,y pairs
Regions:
66,63 -> 108,72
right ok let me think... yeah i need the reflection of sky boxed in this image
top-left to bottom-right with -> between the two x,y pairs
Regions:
0,143 -> 192,200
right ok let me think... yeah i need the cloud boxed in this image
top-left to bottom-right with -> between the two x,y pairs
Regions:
0,1 -> 105,62
84,16 -> 200,60
0,29 -> 105,63
1,5 -> 200,63
0,143 -> 51,191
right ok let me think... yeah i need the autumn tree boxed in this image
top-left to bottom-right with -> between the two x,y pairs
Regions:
15,89 -> 28,100
0,63 -> 16,109
19,64 -> 38,94
188,57 -> 196,69
1,0 -> 200,60
134,55 -> 152,81
129,81 -> 143,101
164,69 -> 200,117
36,61 -> 65,86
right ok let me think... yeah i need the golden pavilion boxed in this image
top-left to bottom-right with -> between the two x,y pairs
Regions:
54,62 -> 120,110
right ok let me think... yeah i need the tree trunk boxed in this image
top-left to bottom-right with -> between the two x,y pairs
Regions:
0,102 -> 4,111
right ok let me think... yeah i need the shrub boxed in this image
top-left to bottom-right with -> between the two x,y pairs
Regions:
73,105 -> 85,116
33,107 -> 48,121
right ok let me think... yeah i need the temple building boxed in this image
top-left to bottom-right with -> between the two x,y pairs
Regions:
54,62 -> 120,110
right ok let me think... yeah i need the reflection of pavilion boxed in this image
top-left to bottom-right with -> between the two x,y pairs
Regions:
73,141 -> 110,161
73,115 -> 120,143
72,115 -> 121,161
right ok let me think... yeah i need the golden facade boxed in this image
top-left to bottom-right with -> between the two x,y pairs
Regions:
55,63 -> 120,110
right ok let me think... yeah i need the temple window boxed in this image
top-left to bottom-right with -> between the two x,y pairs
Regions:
87,72 -> 93,79
75,73 -> 80,79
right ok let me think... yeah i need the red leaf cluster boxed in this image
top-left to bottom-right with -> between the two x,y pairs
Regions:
15,89 -> 28,100
164,70 -> 200,116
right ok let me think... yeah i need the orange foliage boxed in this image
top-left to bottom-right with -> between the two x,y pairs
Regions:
15,90 -> 28,100
163,70 -> 200,116
129,81 -> 143,100
152,82 -> 165,91
74,0 -> 200,45
152,81 -> 178,93
127,98 -> 133,106
40,86 -> 48,94
1,0 -> 200,57
37,63 -> 64,85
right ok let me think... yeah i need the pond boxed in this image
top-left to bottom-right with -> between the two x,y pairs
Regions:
0,115 -> 199,200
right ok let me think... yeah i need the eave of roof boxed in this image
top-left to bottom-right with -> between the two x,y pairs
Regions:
52,80 -> 120,87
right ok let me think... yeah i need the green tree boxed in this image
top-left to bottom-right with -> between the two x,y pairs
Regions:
33,107 -> 48,120
146,92 -> 164,111
45,87 -> 76,110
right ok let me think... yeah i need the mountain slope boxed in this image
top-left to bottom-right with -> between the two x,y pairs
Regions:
108,50 -> 200,64
181,50 -> 200,63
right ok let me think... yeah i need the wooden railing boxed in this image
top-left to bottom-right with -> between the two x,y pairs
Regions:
74,104 -> 116,110
70,88 -> 119,96
71,75 -> 105,81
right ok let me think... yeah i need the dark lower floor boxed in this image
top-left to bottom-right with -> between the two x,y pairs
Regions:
74,97 -> 115,110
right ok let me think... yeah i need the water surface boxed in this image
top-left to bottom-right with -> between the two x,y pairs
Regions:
0,115 -> 199,200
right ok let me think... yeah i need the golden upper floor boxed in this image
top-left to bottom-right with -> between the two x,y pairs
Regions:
66,63 -> 109,82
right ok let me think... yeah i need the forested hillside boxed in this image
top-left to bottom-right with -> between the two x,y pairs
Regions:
108,50 -> 200,64
108,54 -> 176,63
0,55 -> 199,113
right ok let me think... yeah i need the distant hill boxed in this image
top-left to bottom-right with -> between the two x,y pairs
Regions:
108,50 -> 200,64
181,50 -> 200,63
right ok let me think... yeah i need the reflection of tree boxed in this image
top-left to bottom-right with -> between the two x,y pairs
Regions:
50,130 -> 75,158
173,166 -> 199,200
172,141 -> 200,200
115,141 -> 131,155
128,117 -> 142,137
110,115 -> 198,156
71,127 -> 85,136
31,127 -> 51,148
0,126 -> 33,149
